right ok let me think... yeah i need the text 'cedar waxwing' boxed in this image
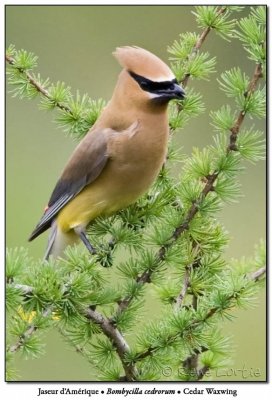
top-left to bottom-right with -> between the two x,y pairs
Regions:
29,46 -> 185,259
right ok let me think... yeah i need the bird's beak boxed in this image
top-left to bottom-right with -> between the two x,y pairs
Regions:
172,83 -> 185,100
155,83 -> 185,102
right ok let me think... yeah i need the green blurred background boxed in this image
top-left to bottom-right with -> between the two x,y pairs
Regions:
6,5 -> 266,381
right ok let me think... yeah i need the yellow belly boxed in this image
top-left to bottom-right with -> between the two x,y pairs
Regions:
57,175 -> 142,233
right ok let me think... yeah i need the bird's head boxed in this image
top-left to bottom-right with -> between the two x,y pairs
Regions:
112,46 -> 185,108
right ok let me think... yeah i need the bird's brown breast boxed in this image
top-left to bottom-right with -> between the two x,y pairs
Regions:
107,114 -> 169,193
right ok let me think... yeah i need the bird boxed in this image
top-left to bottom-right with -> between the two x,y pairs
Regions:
28,46 -> 185,259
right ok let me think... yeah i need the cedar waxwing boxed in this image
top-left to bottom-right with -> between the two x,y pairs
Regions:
29,46 -> 185,259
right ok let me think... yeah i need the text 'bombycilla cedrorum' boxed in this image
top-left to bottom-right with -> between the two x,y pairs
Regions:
29,46 -> 185,259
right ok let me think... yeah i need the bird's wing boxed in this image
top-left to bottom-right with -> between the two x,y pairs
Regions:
29,121 -> 139,241
28,127 -> 111,241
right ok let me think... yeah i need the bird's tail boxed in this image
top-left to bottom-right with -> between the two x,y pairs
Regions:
44,220 -> 79,260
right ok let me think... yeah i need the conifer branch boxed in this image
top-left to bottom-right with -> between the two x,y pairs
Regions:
9,281 -> 137,380
9,326 -> 37,353
178,257 -> 201,371
167,58 -> 264,251
182,267 -> 266,381
181,6 -> 227,88
182,345 -> 208,378
85,307 -> 138,381
228,62 -> 263,151
5,54 -> 72,114
8,306 -> 52,354
134,265 -> 266,362
171,173 -> 218,242
183,353 -> 199,371
250,266 -> 266,281
13,284 -> 33,294
175,267 -> 190,309
197,365 -> 209,380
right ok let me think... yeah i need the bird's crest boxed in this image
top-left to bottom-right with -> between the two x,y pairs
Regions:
113,46 -> 174,82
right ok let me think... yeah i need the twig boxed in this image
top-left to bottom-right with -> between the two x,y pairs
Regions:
8,282 -> 137,380
181,265 -> 266,380
181,6 -> 227,88
134,265 -> 266,362
175,267 -> 191,310
7,262 -> 265,378
183,345 -> 208,368
171,173 -> 218,242
167,62 -> 265,304
175,246 -> 201,371
183,345 -> 209,381
249,266 -> 266,282
5,54 -> 72,114
163,59 -> 264,262
116,172 -> 218,314
197,365 -> 210,380
228,62 -> 263,151
85,307 -> 137,381
13,283 -> 33,294
8,306 -> 52,353
175,242 -> 200,309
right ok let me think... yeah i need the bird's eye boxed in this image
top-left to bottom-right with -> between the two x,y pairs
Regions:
128,70 -> 179,95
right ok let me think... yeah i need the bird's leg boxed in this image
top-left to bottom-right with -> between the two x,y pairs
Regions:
75,228 -> 96,255
79,231 -> 97,255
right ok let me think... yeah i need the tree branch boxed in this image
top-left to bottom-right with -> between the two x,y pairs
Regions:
116,172 -> 218,314
134,265 -> 266,362
6,54 -> 72,114
181,6 -> 227,88
165,61 -> 265,303
8,306 -> 52,353
197,365 -> 210,380
228,62 -> 263,151
6,250 -> 266,376
182,265 -> 266,380
8,282 -> 137,380
175,267 -> 190,310
249,266 -> 266,282
85,307 -> 138,381
13,283 -> 33,294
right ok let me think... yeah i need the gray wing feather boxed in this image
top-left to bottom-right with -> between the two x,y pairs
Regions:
28,128 -> 109,241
